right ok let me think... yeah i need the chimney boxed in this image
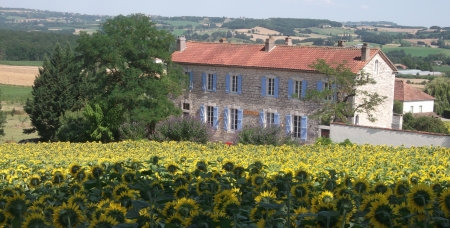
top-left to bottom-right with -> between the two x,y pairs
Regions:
337,40 -> 345,47
219,38 -> 226,43
177,36 -> 186,52
361,43 -> 370,62
265,36 -> 275,52
285,36 -> 292,46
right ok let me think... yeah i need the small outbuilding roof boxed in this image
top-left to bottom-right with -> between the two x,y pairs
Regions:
394,79 -> 435,101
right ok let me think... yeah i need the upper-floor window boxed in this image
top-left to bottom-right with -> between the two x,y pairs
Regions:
288,79 -> 308,99
261,76 -> 279,98
185,71 -> 193,90
202,73 -> 217,92
317,80 -> 335,101
225,74 -> 242,94
375,60 -> 379,74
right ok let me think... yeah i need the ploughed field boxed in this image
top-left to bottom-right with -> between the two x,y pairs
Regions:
0,141 -> 449,227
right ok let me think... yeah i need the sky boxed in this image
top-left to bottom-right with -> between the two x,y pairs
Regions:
1,0 -> 449,28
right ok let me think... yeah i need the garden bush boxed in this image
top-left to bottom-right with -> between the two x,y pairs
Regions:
443,109 -> 450,119
118,122 -> 149,140
150,115 -> 212,144
235,125 -> 297,146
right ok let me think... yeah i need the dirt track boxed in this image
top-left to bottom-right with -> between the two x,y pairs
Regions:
0,65 -> 38,86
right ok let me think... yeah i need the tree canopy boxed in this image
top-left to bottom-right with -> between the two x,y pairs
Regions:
424,77 -> 450,115
304,59 -> 387,124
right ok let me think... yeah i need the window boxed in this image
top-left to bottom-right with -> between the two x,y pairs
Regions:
259,110 -> 279,128
261,76 -> 279,98
410,106 -> 414,113
317,80 -> 335,101
288,79 -> 307,99
419,105 -> 422,113
200,105 -> 218,129
225,74 -> 242,94
185,71 -> 193,90
183,103 -> 190,110
202,73 -> 217,92
375,60 -> 379,74
285,114 -> 308,140
223,107 -> 243,131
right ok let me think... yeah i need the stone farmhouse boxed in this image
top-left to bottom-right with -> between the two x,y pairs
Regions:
171,36 -> 397,143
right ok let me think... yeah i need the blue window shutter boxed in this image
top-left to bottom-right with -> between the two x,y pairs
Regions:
200,105 -> 205,122
317,81 -> 323,91
285,114 -> 291,135
261,76 -> 266,97
202,73 -> 206,91
237,109 -> 243,130
288,79 -> 293,99
238,75 -> 242,94
274,113 -> 280,126
213,106 -> 219,129
301,80 -> 308,98
301,116 -> 308,141
213,73 -> 217,92
332,83 -> 337,101
223,108 -> 229,130
274,78 -> 279,98
225,74 -> 230,93
189,72 -> 193,90
259,111 -> 265,127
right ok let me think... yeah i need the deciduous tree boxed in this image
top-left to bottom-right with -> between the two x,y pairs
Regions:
304,59 -> 387,124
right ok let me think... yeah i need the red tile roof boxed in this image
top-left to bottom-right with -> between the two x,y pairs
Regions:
172,41 -> 397,73
394,79 -> 435,101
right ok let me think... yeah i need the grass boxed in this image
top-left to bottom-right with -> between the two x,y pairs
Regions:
0,61 -> 43,66
173,29 -> 186,36
433,65 -> 450,72
0,85 -> 32,105
165,20 -> 200,27
381,46 -> 450,57
307,27 -> 356,36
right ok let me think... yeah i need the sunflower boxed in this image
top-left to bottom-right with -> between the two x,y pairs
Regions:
360,193 -> 387,211
161,201 -> 177,218
68,192 -> 87,208
0,209 -> 9,227
323,178 -> 338,191
5,193 -> 28,218
112,162 -> 123,173
104,202 -> 127,223
233,165 -> 246,178
174,185 -> 189,199
290,184 -> 310,201
209,210 -> 227,222
166,214 -> 184,226
38,194 -> 54,205
372,181 -> 389,194
115,191 -> 136,209
74,168 -> 89,183
195,160 -> 208,173
222,197 -> 241,218
293,206 -> 313,225
392,202 -> 411,227
256,219 -> 266,228
222,161 -> 235,172
68,164 -> 82,176
0,196 -> 8,210
335,194 -> 356,219
251,174 -> 266,189
312,202 -> 339,227
122,171 -> 136,183
22,212 -> 49,228
408,172 -> 420,185
1,187 -> 16,198
334,186 -> 352,198
196,178 -> 218,196
366,197 -> 396,228
90,165 -> 103,179
113,183 -> 130,198
28,174 -> 41,189
173,175 -> 188,187
311,190 -> 334,205
53,202 -> 84,228
166,163 -> 179,174
211,170 -> 222,179
52,169 -> 65,186
249,207 -> 275,221
407,184 -> 435,213
352,178 -> 370,194
394,180 -> 410,197
255,191 -> 278,204
68,182 -> 84,195
431,182 -> 443,195
88,214 -> 119,228
174,197 -> 200,218
439,188 -> 450,217
294,169 -> 310,182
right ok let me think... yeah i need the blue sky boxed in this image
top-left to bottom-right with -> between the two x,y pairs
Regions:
1,0 -> 448,27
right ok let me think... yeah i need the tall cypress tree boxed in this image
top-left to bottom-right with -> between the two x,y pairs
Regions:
0,90 -> 6,137
24,43 -> 83,141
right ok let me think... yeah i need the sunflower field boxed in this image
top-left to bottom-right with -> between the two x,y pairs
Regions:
0,141 -> 449,227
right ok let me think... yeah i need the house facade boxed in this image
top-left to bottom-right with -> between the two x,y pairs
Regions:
394,79 -> 435,114
171,36 -> 397,143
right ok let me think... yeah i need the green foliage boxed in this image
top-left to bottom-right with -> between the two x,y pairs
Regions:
443,109 -> 450,119
83,102 -> 122,142
304,59 -> 387,123
236,125 -> 297,146
0,85 -> 32,105
56,111 -> 90,142
0,90 -> 7,137
150,116 -> 212,144
118,122 -> 149,141
403,112 -> 449,134
24,43 -> 85,141
338,138 -> 353,146
393,100 -> 403,114
315,137 -> 332,145
424,77 -> 450,115
76,14 -> 185,141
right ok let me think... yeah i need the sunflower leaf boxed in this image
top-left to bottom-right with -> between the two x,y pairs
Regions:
125,210 -> 140,219
131,200 -> 150,210
112,223 -> 139,228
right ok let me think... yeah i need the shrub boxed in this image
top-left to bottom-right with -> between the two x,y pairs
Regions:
393,100 -> 403,114
118,122 -> 149,140
339,138 -> 353,146
315,137 -> 333,145
235,125 -> 297,146
403,112 -> 449,134
56,111 -> 91,142
150,116 -> 212,144
443,109 -> 450,119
